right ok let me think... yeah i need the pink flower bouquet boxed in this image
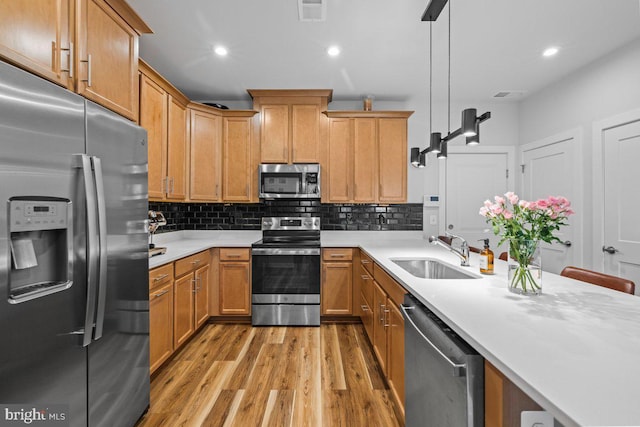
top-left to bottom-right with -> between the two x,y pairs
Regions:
480,192 -> 574,294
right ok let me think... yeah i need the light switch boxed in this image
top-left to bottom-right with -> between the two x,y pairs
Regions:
429,215 -> 437,225
521,410 -> 553,427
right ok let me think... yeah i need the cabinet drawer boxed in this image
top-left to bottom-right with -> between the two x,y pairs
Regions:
175,250 -> 210,277
322,248 -> 353,262
149,263 -> 174,290
373,263 -> 407,307
360,250 -> 374,274
219,248 -> 250,262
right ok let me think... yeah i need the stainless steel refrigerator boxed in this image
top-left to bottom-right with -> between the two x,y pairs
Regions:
0,60 -> 149,426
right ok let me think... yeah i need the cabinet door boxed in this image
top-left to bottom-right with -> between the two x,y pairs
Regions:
149,282 -> 173,374
260,104 -> 289,163
223,117 -> 252,202
194,264 -> 210,328
378,118 -> 407,203
190,110 -> 221,201
321,262 -> 353,315
326,118 -> 352,202
76,0 -> 139,120
173,272 -> 195,348
372,280 -> 388,373
387,300 -> 405,415
0,0 -> 73,89
219,262 -> 250,315
166,96 -> 187,200
291,104 -> 321,163
359,292 -> 374,343
353,118 -> 378,202
140,74 -> 168,200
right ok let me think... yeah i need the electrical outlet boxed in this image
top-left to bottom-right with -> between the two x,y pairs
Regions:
521,411 -> 553,427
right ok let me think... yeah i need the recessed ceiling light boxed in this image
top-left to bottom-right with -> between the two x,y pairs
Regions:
214,46 -> 228,56
327,46 -> 340,57
542,46 -> 559,57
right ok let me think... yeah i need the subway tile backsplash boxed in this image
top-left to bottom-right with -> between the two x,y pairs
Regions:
149,200 -> 422,232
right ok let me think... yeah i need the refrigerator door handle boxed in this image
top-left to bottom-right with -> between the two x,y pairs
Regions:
76,154 -> 99,347
91,156 -> 108,340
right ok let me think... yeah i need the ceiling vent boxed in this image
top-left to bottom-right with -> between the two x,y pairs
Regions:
298,0 -> 327,22
493,91 -> 526,99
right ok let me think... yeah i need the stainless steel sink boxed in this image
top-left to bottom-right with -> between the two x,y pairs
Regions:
391,258 -> 481,280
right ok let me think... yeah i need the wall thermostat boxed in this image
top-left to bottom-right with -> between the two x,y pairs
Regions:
423,194 -> 440,207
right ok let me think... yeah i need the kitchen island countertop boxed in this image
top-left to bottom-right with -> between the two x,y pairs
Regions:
149,230 -> 640,426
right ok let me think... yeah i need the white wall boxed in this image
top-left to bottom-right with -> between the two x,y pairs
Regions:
518,37 -> 640,268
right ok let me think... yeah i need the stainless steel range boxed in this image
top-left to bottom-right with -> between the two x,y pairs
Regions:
251,217 -> 321,326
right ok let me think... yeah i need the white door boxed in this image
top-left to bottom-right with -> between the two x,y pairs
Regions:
442,149 -> 512,252
602,119 -> 640,294
521,131 -> 580,274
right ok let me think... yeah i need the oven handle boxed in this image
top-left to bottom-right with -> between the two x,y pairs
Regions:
251,248 -> 320,256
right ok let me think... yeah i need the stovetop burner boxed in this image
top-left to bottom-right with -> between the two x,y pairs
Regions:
253,216 -> 321,248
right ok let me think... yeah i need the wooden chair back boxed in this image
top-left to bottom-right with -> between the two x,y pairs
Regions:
560,266 -> 635,295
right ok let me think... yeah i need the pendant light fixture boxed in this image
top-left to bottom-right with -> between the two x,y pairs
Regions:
410,0 -> 492,168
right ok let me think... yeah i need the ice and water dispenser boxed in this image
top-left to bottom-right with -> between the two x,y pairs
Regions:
8,197 -> 73,303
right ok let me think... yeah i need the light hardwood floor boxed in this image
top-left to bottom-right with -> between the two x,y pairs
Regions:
136,324 -> 400,427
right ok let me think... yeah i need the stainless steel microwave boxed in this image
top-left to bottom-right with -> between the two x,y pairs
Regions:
258,164 -> 321,199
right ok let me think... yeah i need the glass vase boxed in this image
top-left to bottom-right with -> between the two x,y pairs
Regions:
507,239 -> 542,295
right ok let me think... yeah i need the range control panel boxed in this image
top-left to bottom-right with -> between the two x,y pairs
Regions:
9,198 -> 70,232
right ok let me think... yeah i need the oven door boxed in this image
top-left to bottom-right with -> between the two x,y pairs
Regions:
251,248 -> 320,303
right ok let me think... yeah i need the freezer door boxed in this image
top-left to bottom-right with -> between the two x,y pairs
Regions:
0,61 -> 89,426
85,101 -> 150,427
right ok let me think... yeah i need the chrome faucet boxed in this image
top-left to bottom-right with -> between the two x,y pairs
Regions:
428,233 -> 470,266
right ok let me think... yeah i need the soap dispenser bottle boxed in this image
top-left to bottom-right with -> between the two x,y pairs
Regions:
478,239 -> 494,275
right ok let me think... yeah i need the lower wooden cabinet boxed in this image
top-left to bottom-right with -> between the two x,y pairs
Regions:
194,263 -> 210,328
218,248 -> 251,315
173,272 -> 195,348
358,264 -> 374,339
358,250 -> 406,423
149,263 -> 174,374
372,280 -> 389,373
485,360 -> 543,427
387,301 -> 405,416
321,248 -> 354,316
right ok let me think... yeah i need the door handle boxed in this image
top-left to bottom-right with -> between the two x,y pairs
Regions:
400,304 -> 466,377
75,154 -> 98,347
80,54 -> 92,87
602,245 -> 619,254
560,240 -> 572,247
92,156 -> 108,340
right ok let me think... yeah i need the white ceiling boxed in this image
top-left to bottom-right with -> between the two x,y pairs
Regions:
129,0 -> 640,105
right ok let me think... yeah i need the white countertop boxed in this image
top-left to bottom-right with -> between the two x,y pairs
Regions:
149,231 -> 640,426
148,230 -> 261,269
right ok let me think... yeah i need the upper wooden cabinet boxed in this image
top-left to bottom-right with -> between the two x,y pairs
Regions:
189,106 -> 222,202
76,0 -> 144,121
139,60 -> 189,201
223,116 -> 253,202
189,105 -> 257,203
0,0 -> 73,90
248,89 -> 332,164
324,111 -> 412,204
166,96 -> 188,200
378,118 -> 408,203
0,0 -> 151,121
